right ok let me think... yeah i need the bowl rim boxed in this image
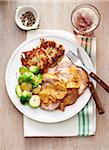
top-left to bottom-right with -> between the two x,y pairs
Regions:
71,3 -> 101,33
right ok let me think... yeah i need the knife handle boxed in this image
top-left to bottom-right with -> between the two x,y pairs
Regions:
88,81 -> 105,114
90,72 -> 109,93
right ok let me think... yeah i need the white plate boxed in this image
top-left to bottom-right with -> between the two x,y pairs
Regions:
5,33 -> 94,123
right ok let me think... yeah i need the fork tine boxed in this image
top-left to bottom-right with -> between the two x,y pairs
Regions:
69,50 -> 78,60
67,50 -> 78,62
66,52 -> 73,63
66,51 -> 74,62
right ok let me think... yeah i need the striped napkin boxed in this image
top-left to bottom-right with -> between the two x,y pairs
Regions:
24,30 -> 96,137
76,35 -> 96,136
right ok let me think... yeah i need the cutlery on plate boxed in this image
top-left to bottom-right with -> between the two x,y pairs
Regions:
66,50 -> 105,114
77,48 -> 109,93
67,49 -> 109,93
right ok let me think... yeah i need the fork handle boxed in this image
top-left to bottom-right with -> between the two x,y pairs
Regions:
90,72 -> 109,93
88,81 -> 105,114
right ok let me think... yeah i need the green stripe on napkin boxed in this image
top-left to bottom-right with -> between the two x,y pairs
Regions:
78,36 -> 92,136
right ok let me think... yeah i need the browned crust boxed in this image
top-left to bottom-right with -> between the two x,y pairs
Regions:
76,66 -> 89,81
21,38 -> 65,73
76,66 -> 89,95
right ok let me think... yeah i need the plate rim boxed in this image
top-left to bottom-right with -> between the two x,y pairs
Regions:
5,32 -> 94,123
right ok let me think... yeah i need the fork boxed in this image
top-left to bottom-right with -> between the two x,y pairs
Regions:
66,50 -> 105,114
66,50 -> 109,93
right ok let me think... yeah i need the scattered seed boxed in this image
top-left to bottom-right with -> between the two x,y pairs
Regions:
20,11 -> 36,27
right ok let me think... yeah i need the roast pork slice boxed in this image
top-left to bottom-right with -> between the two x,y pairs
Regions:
77,67 -> 89,95
41,101 -> 60,111
59,89 -> 79,111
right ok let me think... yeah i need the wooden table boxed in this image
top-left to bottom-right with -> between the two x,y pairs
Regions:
0,1 -> 109,150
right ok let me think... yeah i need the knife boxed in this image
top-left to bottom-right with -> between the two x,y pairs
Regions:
66,50 -> 105,114
77,48 -> 109,93
88,81 -> 105,114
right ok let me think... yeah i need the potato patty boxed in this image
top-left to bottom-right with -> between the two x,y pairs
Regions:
40,39 -> 65,67
21,48 -> 49,73
21,39 -> 65,73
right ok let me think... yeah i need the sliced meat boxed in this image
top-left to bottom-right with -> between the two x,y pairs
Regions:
40,66 -> 89,111
43,73 -> 60,85
55,91 -> 68,100
77,67 -> 89,95
54,62 -> 89,95
41,101 -> 60,111
39,80 -> 68,110
43,73 -> 66,90
59,89 -> 79,111
67,89 -> 79,104
54,61 -> 74,82
49,63 -> 90,111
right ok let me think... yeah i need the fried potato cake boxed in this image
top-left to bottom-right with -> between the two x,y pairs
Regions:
40,39 -> 65,67
21,39 -> 65,73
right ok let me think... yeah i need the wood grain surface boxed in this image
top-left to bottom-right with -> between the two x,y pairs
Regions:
0,1 -> 109,150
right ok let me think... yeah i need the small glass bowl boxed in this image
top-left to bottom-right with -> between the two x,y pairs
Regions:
71,4 -> 101,34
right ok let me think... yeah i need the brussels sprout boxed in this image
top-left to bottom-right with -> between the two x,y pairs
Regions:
37,74 -> 43,84
29,66 -> 39,74
21,82 -> 32,92
31,75 -> 38,87
15,84 -> 22,98
22,72 -> 34,82
32,85 -> 41,94
32,74 -> 43,87
18,75 -> 24,84
19,66 -> 29,75
20,90 -> 31,104
29,95 -> 41,108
